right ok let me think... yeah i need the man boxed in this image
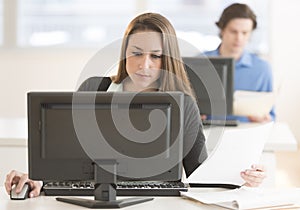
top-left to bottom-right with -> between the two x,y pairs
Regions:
205,3 -> 275,122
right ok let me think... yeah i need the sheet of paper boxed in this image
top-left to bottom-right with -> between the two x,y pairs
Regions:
233,90 -> 275,117
187,123 -> 273,186
181,187 -> 300,210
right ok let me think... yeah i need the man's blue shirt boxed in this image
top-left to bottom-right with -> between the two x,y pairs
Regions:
204,48 -> 275,122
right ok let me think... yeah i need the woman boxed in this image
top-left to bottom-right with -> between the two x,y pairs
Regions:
5,12 -> 265,198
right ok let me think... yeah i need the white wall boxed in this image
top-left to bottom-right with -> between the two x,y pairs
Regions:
0,0 -> 299,143
0,49 -> 94,118
270,0 -> 300,144
0,144 -> 27,186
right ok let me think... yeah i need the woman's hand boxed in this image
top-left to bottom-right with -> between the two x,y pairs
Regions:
240,164 -> 266,187
4,170 -> 43,198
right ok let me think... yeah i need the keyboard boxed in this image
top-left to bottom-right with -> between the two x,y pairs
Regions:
202,119 -> 238,127
43,181 -> 188,196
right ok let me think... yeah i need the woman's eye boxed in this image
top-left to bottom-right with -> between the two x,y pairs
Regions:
132,52 -> 142,56
152,54 -> 162,59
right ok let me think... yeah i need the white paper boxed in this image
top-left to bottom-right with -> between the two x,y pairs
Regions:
233,90 -> 275,117
187,123 -> 273,186
181,187 -> 300,210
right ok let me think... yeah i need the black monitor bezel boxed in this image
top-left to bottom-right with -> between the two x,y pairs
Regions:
28,91 -> 184,182
182,56 -> 234,116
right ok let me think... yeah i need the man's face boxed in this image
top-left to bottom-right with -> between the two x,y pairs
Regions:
221,18 -> 253,54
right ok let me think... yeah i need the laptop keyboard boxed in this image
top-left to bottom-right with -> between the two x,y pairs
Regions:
43,181 -> 188,196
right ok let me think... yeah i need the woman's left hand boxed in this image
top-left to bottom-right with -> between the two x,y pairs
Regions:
240,164 -> 266,187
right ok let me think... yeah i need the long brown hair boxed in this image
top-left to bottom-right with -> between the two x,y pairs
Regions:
112,12 -> 195,98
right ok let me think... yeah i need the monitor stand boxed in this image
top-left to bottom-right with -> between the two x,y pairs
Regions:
56,160 -> 153,208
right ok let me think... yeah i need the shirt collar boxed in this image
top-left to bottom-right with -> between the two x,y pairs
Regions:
107,82 -> 123,92
236,51 -> 252,68
215,46 -> 252,68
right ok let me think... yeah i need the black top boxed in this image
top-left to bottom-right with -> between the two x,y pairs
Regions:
78,77 -> 208,177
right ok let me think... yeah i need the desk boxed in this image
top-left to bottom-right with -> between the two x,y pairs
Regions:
203,122 -> 298,152
0,187 -> 229,210
2,186 -> 300,210
0,118 -> 27,146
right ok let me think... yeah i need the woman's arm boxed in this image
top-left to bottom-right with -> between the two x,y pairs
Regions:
182,95 -> 208,177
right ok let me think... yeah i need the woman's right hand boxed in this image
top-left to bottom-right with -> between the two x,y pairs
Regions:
4,170 -> 43,198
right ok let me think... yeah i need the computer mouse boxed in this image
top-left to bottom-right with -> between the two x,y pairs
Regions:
10,183 -> 30,200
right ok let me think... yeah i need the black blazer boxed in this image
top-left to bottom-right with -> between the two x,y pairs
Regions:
78,76 -> 112,91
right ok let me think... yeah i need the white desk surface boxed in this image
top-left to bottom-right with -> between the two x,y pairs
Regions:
0,118 -> 298,152
204,122 -> 298,152
2,186 -> 300,210
266,122 -> 298,151
0,187 -> 227,210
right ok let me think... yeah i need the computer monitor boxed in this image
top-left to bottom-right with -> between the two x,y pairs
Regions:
182,57 -> 234,116
28,91 -> 184,183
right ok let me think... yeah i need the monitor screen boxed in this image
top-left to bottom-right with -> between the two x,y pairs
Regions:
182,57 -> 234,116
28,92 -> 184,182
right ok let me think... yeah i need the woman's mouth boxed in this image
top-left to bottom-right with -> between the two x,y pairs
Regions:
136,73 -> 151,78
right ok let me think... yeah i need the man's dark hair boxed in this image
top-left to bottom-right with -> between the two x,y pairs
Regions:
216,3 -> 257,31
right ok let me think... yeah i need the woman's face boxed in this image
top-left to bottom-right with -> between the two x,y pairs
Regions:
125,31 -> 163,91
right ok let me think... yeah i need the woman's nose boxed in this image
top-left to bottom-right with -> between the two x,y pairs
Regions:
140,55 -> 151,69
